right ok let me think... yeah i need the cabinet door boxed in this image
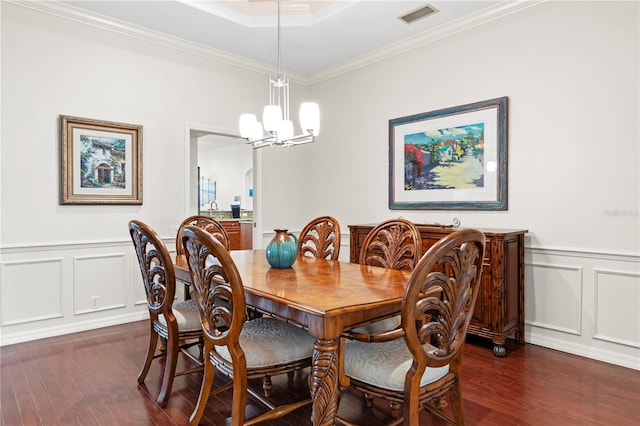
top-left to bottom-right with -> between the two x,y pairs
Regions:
240,222 -> 253,250
471,266 -> 492,329
222,221 -> 241,250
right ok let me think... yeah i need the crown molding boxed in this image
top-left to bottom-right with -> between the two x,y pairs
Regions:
8,0 -> 543,86
309,1 -> 545,84
8,0 -> 310,85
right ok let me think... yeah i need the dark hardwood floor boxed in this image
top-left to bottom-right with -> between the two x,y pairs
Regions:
2,321 -> 639,425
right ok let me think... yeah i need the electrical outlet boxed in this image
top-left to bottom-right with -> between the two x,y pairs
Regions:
91,296 -> 99,309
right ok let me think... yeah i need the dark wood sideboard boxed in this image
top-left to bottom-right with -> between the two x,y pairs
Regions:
349,224 -> 528,357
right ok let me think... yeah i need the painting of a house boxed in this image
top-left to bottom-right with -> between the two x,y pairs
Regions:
403,122 -> 485,190
80,135 -> 126,188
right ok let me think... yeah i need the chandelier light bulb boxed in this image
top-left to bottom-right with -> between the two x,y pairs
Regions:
300,102 -> 320,136
252,121 -> 264,140
263,105 -> 283,132
239,114 -> 258,139
278,120 -> 294,141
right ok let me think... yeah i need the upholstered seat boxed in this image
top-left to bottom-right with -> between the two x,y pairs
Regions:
215,317 -> 315,368
156,299 -> 202,332
340,228 -> 486,425
344,339 -> 449,391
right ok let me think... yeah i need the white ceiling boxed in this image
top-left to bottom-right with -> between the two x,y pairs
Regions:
57,0 -> 532,79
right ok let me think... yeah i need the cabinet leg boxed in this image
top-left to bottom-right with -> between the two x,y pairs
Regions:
493,343 -> 506,357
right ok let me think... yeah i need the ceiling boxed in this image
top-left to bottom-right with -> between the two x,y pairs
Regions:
57,0 -> 531,80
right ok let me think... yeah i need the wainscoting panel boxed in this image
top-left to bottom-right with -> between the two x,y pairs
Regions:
0,240 -> 150,346
73,253 -> 127,315
593,268 -> 640,348
2,238 -> 639,370
0,258 -> 63,326
525,247 -> 640,370
525,262 -> 583,335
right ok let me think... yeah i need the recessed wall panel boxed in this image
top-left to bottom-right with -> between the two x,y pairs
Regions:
594,269 -> 640,348
74,254 -> 126,314
0,258 -> 63,325
525,263 -> 583,335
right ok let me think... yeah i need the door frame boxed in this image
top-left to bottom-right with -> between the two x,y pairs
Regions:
183,122 -> 261,249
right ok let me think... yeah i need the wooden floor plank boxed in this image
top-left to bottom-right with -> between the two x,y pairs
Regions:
2,321 -> 639,426
1,360 -> 22,426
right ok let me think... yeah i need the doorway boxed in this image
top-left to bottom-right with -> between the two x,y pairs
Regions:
184,123 -> 260,248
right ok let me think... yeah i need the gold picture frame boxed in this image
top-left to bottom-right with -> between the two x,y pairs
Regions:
61,115 -> 142,205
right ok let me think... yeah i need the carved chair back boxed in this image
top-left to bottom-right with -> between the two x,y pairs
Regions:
297,215 -> 341,261
359,218 -> 422,271
175,215 -> 230,256
401,228 -> 485,424
180,225 -> 246,351
129,220 -> 177,322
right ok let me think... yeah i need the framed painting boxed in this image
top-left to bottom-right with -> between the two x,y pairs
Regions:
389,96 -> 508,210
61,115 -> 142,205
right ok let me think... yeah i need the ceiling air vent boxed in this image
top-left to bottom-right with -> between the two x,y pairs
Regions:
399,4 -> 439,24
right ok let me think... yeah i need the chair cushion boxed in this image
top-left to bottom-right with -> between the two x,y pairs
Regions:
343,338 -> 449,392
351,315 -> 401,335
215,317 -> 315,368
157,299 -> 202,333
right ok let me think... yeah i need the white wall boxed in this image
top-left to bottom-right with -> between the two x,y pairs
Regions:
0,2 -> 270,342
293,1 -> 638,368
298,1 -> 639,254
1,2 -> 270,245
1,1 -> 638,369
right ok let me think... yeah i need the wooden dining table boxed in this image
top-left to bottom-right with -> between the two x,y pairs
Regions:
174,249 -> 411,426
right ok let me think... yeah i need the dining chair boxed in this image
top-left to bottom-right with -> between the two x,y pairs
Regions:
297,215 -> 341,260
176,215 -> 230,300
353,218 -> 422,335
180,225 -> 316,426
128,220 -> 204,408
341,228 -> 486,425
358,218 -> 422,271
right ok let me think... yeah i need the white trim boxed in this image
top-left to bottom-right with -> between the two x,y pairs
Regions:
524,262 -> 583,336
73,252 -> 127,315
8,0 -> 543,85
0,311 -> 149,346
0,257 -> 64,326
593,268 -> 640,349
527,246 -> 639,262
183,122 -> 242,217
309,1 -> 544,83
526,332 -> 640,371
0,237 -> 174,253
8,0 -> 308,84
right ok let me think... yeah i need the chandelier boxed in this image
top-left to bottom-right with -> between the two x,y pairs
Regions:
239,0 -> 320,149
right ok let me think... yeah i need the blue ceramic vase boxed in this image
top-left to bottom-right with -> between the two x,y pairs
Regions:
266,229 -> 298,268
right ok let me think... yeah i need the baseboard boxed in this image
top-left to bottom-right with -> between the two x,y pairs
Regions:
0,311 -> 148,347
527,332 -> 640,371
